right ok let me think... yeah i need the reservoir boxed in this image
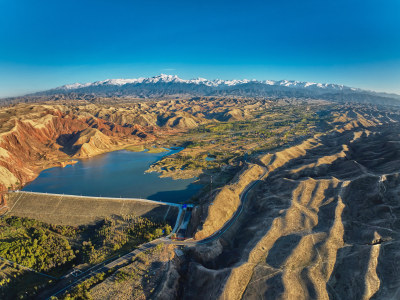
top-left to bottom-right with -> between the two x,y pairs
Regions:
23,149 -> 201,203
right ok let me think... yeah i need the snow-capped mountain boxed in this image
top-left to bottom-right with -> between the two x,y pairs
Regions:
31,74 -> 400,105
56,74 -> 347,91
58,74 -> 255,89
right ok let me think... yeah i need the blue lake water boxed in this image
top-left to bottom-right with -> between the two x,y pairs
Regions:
23,149 -> 201,203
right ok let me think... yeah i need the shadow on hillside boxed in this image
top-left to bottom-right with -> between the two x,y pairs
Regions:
182,123 -> 400,299
147,183 -> 202,204
56,133 -> 80,155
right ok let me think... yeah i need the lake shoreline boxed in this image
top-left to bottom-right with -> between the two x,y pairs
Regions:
22,148 -> 202,203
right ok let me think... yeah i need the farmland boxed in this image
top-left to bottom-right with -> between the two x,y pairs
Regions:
147,103 -> 333,186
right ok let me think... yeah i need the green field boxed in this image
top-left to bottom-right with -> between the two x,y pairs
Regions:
125,144 -> 168,153
147,103 -> 334,187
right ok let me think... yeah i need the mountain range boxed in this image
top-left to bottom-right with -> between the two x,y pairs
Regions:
23,74 -> 400,105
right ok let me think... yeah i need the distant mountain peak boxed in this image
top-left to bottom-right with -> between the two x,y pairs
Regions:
31,74 -> 400,105
54,74 -> 352,91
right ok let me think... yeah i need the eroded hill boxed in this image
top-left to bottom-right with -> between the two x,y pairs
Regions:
181,106 -> 400,300
1,98 -> 400,300
0,98 -> 275,199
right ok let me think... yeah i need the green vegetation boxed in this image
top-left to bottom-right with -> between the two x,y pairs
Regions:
125,144 -> 168,153
146,147 -> 168,153
79,216 -> 171,264
0,216 -> 172,299
0,217 -> 76,272
62,272 -> 106,300
150,104 -> 333,183
0,217 -> 79,299
115,269 -> 140,283
125,144 -> 145,152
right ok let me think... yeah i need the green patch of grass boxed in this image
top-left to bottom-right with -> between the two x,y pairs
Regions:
125,145 -> 168,153
115,269 -> 139,283
149,104 -> 333,183
125,145 -> 145,152
146,147 -> 168,154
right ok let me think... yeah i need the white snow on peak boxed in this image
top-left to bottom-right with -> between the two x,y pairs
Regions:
97,78 -> 145,86
59,82 -> 92,90
222,79 -> 251,86
54,74 -> 350,92
146,74 -> 183,83
304,82 -> 316,87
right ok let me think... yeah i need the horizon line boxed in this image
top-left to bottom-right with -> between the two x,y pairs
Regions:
2,73 -> 400,99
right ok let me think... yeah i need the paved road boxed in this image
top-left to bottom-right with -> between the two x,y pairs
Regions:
41,162 -> 267,299
40,241 -> 162,300
198,165 -> 266,244
165,163 -> 267,246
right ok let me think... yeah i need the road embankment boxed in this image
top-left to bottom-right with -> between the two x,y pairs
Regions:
194,164 -> 264,240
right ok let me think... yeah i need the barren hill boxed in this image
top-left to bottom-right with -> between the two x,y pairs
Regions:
0,98 -> 264,205
1,98 -> 400,299
181,107 -> 400,300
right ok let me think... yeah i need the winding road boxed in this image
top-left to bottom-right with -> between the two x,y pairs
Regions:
32,162 -> 267,299
167,163 -> 267,246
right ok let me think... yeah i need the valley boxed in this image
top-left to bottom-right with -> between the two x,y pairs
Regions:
2,0 -> 399,297
0,96 -> 400,299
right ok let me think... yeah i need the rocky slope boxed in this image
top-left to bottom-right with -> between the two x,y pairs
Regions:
2,97 -> 400,299
181,106 -> 400,300
25,74 -> 400,106
194,164 -> 264,240
0,105 -> 149,193
0,98 -> 263,206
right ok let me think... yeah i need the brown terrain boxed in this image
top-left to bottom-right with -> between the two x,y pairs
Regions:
1,98 -> 400,300
180,106 -> 400,300
0,98 -> 264,207
194,164 -> 264,240
89,243 -> 179,300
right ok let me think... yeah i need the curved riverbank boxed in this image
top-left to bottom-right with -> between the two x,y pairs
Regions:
22,149 -> 202,203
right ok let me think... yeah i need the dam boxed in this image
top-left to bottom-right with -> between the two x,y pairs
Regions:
22,148 -> 201,203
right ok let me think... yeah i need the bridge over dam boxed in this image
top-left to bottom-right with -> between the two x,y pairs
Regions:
4,191 -> 185,228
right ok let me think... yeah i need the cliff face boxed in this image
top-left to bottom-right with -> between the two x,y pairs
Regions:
0,98 -> 258,204
0,104 -> 156,200
194,164 -> 264,240
182,107 -> 400,300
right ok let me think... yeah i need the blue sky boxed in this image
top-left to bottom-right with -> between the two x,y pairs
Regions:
0,0 -> 399,97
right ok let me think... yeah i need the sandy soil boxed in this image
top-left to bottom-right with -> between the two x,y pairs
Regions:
180,106 -> 400,300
